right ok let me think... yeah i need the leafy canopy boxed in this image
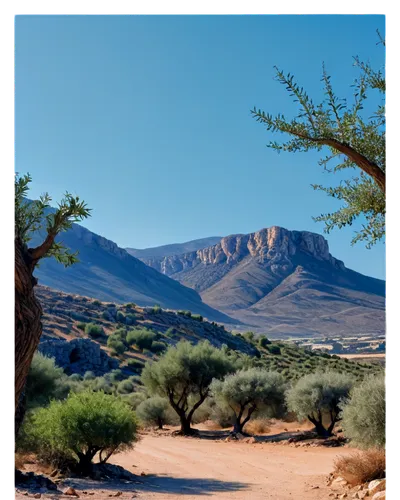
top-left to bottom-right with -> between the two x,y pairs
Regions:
251,33 -> 385,248
15,173 -> 91,267
136,396 -> 170,428
341,374 -> 385,449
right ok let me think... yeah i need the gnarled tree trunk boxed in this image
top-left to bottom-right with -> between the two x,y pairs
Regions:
15,238 -> 43,436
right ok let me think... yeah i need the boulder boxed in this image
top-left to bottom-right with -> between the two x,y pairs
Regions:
368,479 -> 385,496
64,487 -> 80,497
371,492 -> 385,500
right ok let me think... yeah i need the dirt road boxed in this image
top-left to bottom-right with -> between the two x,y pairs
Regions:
16,429 -> 354,499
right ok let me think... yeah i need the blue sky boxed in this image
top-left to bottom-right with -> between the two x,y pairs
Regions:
15,15 -> 385,279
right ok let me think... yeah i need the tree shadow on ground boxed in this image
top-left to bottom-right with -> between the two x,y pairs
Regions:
63,474 -> 249,496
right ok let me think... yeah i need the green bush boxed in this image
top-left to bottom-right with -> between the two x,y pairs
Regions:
107,335 -> 127,356
20,390 -> 137,473
107,369 -> 124,383
85,323 -> 105,340
341,374 -> 385,449
123,392 -> 148,410
258,336 -> 271,348
25,353 -> 69,410
268,345 -> 281,355
136,396 -> 170,429
286,371 -> 354,437
127,359 -> 145,371
127,329 -> 156,351
191,314 -> 203,322
149,341 -> 167,354
117,379 -> 135,394
114,311 -> 124,323
125,314 -> 136,325
165,327 -> 176,338
92,300 -> 101,306
77,322 -> 86,331
83,371 -> 95,381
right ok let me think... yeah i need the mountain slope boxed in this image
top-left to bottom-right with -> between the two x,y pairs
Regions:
126,236 -> 222,260
30,223 -> 234,324
136,226 -> 385,337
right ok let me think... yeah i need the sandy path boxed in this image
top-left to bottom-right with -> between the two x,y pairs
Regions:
16,431 -> 354,499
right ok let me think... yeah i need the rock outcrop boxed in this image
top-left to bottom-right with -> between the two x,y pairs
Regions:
38,338 -> 118,376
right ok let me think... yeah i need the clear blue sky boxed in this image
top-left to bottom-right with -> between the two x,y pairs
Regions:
15,15 -> 385,279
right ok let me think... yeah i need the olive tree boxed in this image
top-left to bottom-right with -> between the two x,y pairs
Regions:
136,396 -> 170,429
211,368 -> 286,435
341,374 -> 385,449
141,340 -> 234,435
286,371 -> 354,437
252,33 -> 385,248
15,174 -> 90,434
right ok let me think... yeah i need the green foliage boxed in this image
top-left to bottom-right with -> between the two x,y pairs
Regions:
123,392 -> 148,410
258,336 -> 271,348
20,390 -> 137,470
25,353 -> 69,410
286,371 -> 354,435
191,314 -> 203,322
126,328 -> 156,351
149,341 -> 167,354
341,374 -> 385,449
125,313 -> 136,326
83,371 -> 95,381
117,379 -> 135,394
92,300 -> 101,306
165,327 -> 176,338
243,331 -> 255,343
116,311 -> 126,323
127,359 -> 145,372
251,36 -> 385,248
211,368 -> 286,431
15,173 -> 91,266
177,310 -> 192,318
142,340 -> 235,433
77,322 -> 86,331
136,396 -> 170,428
268,345 -> 281,355
85,323 -> 105,340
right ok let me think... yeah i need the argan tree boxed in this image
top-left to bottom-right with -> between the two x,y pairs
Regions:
252,33 -> 385,248
286,371 -> 354,437
341,374 -> 385,449
211,368 -> 286,435
141,340 -> 235,435
15,174 -> 90,432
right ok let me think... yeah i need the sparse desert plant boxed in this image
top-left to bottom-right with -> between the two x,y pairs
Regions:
136,396 -> 170,429
25,353 -> 69,410
141,340 -> 234,435
127,328 -> 156,351
341,374 -> 385,449
117,379 -> 135,394
20,390 -> 137,474
211,368 -> 286,434
286,371 -> 354,437
85,323 -> 105,340
333,449 -> 385,485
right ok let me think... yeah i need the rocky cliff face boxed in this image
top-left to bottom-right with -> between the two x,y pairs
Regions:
143,227 -> 345,276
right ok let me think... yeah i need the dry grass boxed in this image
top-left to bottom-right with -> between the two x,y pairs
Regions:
244,418 -> 271,435
333,449 -> 385,486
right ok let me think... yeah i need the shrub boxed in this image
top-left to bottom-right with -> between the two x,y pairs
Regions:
127,329 -> 156,351
125,314 -> 136,326
341,374 -> 385,449
268,345 -> 281,355
101,310 -> 113,321
107,335 -> 127,356
124,392 -> 148,410
286,371 -> 354,437
85,323 -> 105,340
117,379 -> 135,394
165,327 -> 176,338
191,314 -> 203,322
83,371 -> 95,381
77,322 -> 86,331
333,449 -> 385,485
25,353 -> 69,409
244,418 -> 271,435
20,391 -> 137,473
149,341 -> 167,354
136,396 -> 170,429
125,302 -> 136,309
92,300 -> 101,306
116,311 -> 126,323
243,331 -> 255,342
127,359 -> 145,371
107,369 -> 124,383
211,368 -> 286,434
142,340 -> 235,435
258,336 -> 271,348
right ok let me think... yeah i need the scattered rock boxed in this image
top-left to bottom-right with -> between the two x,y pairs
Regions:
64,487 -> 80,497
368,479 -> 385,496
33,494 -> 41,499
113,493 -> 122,497
339,494 -> 348,499
371,492 -> 385,500
140,472 -> 146,476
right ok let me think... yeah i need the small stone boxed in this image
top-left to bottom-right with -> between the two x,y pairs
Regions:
371,492 -> 385,500
368,479 -> 385,496
114,493 -> 122,497
140,472 -> 146,476
33,494 -> 41,499
339,494 -> 348,499
64,487 -> 80,497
